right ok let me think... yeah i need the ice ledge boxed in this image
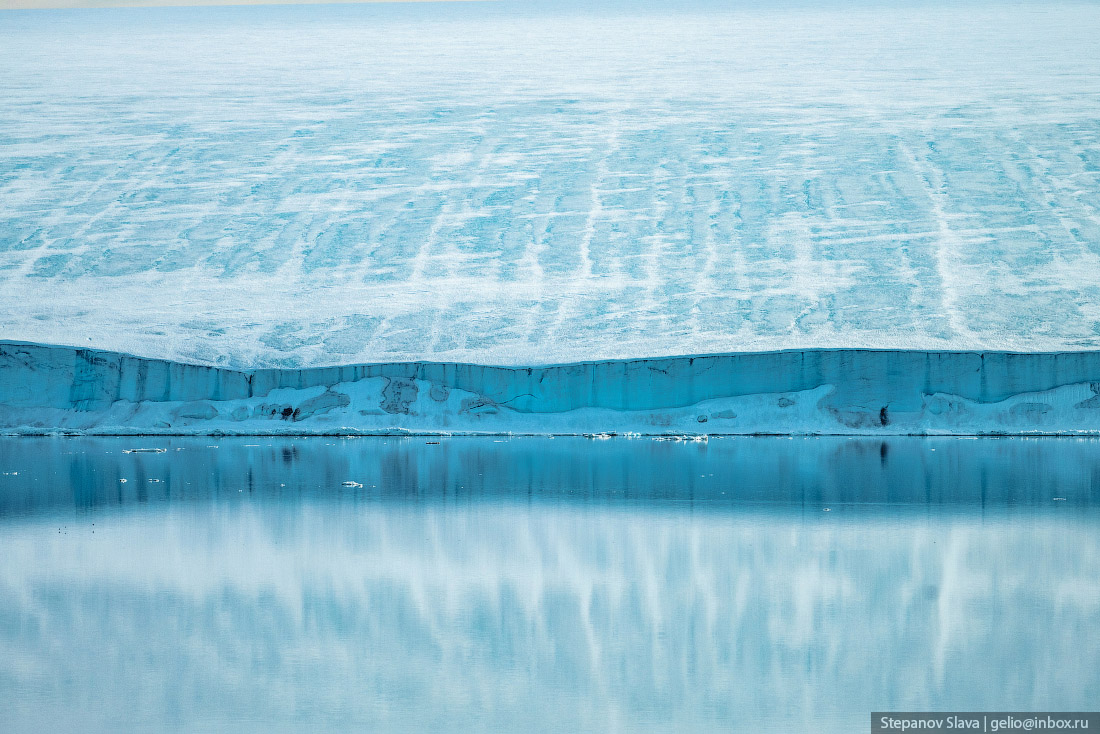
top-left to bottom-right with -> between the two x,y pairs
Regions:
3,341 -> 1100,436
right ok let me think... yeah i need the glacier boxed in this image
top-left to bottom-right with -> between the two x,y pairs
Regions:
2,2 -> 1100,368
5,341 -> 1100,435
3,1 -> 1100,433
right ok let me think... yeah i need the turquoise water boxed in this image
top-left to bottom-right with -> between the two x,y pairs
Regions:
1,437 -> 1098,732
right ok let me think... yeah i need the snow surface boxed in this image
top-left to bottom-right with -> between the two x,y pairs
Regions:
3,2 -> 1100,367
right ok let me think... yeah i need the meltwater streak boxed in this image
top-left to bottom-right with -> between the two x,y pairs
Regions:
0,437 -> 1098,733
5,341 -> 1100,434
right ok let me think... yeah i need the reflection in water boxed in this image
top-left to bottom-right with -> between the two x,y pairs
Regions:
0,438 -> 1098,733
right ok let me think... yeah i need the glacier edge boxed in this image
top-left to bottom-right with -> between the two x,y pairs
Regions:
4,341 -> 1100,436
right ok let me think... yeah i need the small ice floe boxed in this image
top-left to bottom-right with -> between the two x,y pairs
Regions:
122,448 -> 167,454
119,479 -> 127,483
1,472 -> 17,476
342,481 -> 363,488
823,508 -> 831,512
426,441 -> 440,445
148,479 -> 161,483
583,433 -> 614,440
1053,497 -> 1067,501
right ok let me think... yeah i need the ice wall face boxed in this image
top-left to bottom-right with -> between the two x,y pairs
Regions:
3,2 -> 1100,367
5,342 -> 1100,434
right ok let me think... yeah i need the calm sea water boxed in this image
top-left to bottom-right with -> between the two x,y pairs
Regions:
0,436 -> 1098,733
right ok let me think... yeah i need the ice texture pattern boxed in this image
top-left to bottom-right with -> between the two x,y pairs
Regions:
3,1 -> 1100,367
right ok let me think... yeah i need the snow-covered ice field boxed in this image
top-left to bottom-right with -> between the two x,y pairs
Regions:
3,1 -> 1100,368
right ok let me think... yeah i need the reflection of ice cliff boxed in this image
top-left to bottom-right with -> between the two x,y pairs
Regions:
5,342 -> 1100,434
1,504 -> 1098,733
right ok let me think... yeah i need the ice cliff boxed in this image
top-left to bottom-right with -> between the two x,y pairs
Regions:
4,341 -> 1100,435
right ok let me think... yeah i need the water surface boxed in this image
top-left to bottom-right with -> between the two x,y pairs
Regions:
1,436 -> 1098,733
